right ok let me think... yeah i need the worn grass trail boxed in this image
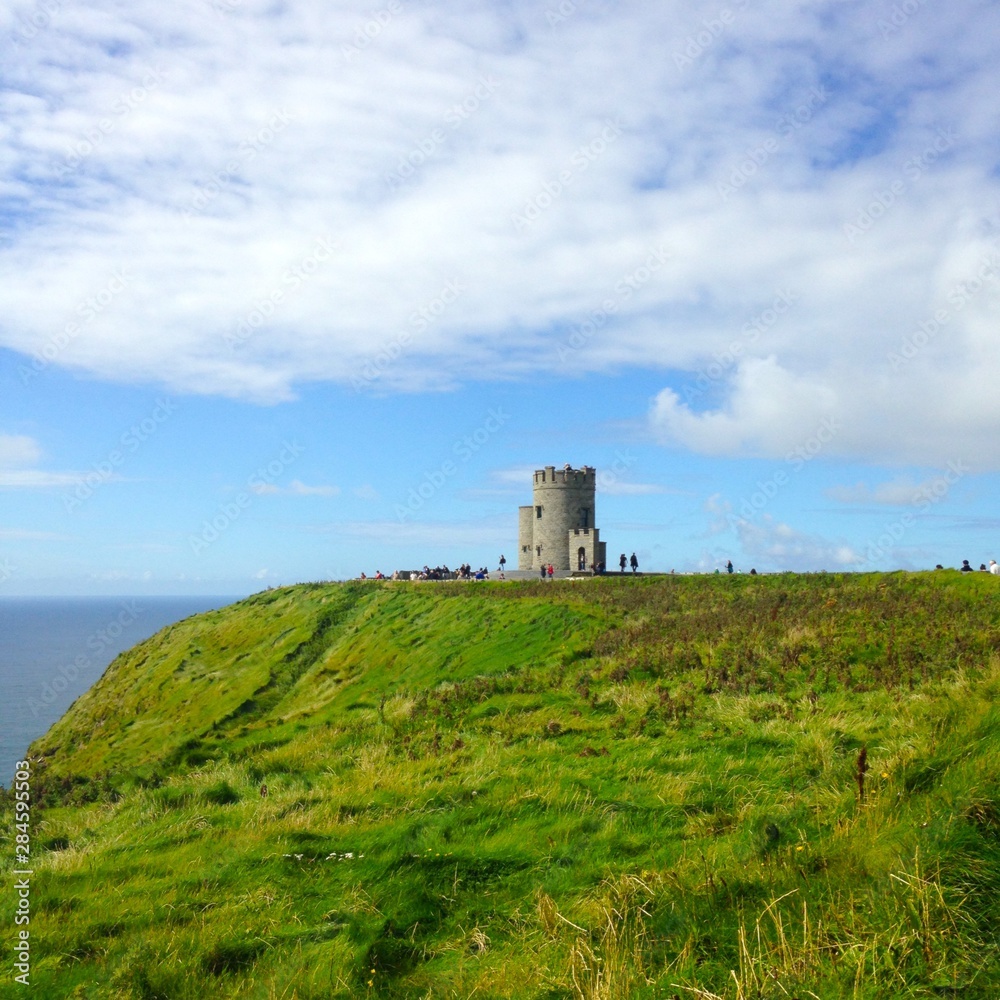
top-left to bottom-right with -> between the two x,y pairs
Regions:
3,572 -> 1000,998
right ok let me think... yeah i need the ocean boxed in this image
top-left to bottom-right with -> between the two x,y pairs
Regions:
0,596 -> 239,788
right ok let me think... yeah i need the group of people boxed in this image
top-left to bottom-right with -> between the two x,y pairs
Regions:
721,560 -> 757,575
618,552 -> 639,573
958,559 -> 1000,575
358,563 -> 498,582
457,563 -> 494,580
417,564 -> 463,581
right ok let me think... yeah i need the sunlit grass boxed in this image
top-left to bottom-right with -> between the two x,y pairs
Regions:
3,572 -> 1000,997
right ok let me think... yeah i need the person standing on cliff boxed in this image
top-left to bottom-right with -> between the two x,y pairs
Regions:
630,552 -> 638,573
499,554 -> 506,572
619,553 -> 627,573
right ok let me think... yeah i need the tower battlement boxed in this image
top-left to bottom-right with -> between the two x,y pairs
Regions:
533,464 -> 596,487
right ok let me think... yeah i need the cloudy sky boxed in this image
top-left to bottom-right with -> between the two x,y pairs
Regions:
1,0 -> 999,595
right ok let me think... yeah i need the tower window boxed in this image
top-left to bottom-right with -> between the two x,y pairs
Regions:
536,505 -> 542,519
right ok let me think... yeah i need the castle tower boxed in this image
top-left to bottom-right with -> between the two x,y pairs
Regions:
518,464 -> 606,572
517,505 -> 534,570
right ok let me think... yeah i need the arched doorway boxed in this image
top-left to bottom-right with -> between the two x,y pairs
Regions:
577,547 -> 587,571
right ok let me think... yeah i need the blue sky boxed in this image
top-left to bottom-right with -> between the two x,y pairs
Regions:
2,0 -> 1000,595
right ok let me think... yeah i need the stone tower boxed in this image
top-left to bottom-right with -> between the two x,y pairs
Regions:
518,464 -> 607,572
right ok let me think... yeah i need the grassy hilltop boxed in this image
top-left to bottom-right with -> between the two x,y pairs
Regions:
5,572 -> 1000,998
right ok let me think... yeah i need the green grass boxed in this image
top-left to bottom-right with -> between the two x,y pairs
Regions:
4,572 -> 1000,998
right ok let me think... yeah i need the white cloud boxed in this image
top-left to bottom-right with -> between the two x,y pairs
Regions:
597,481 -> 669,497
0,432 -> 122,490
316,516 -> 510,551
250,479 -> 340,497
0,470 -> 87,488
0,434 -> 42,468
704,492 -> 734,536
651,357 -> 839,457
736,515 -> 862,572
826,477 -> 924,506
288,480 -> 340,497
2,2 -> 1000,463
490,466 -> 539,488
0,528 -> 69,541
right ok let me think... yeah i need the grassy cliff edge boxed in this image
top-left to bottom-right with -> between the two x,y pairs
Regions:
5,573 -> 1000,999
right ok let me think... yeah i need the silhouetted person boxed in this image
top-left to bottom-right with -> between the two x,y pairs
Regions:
726,560 -> 734,574
630,552 -> 638,573
961,559 -> 974,572
499,554 -> 506,570
619,553 -> 627,573
750,568 -> 757,575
